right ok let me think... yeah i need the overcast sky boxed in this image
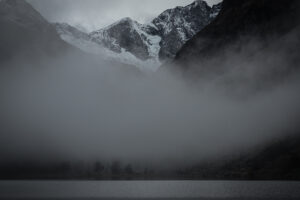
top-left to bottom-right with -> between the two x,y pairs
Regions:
27,0 -> 222,32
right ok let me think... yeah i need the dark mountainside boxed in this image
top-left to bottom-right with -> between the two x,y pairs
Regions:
169,0 -> 300,180
0,0 -> 71,61
173,0 -> 300,83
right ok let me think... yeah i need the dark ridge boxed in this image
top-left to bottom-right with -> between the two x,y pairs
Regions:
0,0 -> 74,62
173,0 -> 300,73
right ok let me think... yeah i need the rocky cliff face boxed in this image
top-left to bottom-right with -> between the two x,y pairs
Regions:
91,0 -> 222,62
152,0 -> 220,60
85,0 -> 222,69
90,18 -> 161,62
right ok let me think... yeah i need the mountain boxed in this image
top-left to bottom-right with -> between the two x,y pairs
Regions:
55,0 -> 222,70
0,0 -> 140,75
0,0 -> 71,61
54,22 -> 111,56
90,18 -> 160,61
54,22 -> 159,71
151,0 -> 221,60
172,0 -> 300,80
91,0 -> 222,63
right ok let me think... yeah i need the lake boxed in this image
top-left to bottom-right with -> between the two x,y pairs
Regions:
0,181 -> 300,199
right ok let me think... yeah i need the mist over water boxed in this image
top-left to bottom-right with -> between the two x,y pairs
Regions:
0,35 -> 299,168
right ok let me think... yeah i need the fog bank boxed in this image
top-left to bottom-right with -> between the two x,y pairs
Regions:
0,48 -> 299,167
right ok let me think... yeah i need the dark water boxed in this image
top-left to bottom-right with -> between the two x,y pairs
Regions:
0,181 -> 300,200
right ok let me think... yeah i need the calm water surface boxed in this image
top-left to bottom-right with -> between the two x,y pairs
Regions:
0,181 -> 300,199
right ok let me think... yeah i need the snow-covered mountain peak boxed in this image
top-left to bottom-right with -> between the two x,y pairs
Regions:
90,16 -> 161,62
54,0 -> 222,71
151,0 -> 220,60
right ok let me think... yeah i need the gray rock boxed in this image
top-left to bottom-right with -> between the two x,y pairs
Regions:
153,0 -> 218,60
90,0 -> 222,63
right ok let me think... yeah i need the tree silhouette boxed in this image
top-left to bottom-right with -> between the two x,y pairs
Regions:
125,164 -> 134,175
111,161 -> 122,175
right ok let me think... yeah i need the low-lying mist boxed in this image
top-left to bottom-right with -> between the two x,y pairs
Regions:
0,44 -> 299,167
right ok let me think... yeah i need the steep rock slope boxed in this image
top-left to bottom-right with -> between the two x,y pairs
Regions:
173,0 -> 300,78
90,18 -> 161,61
152,0 -> 221,60
0,0 -> 71,61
